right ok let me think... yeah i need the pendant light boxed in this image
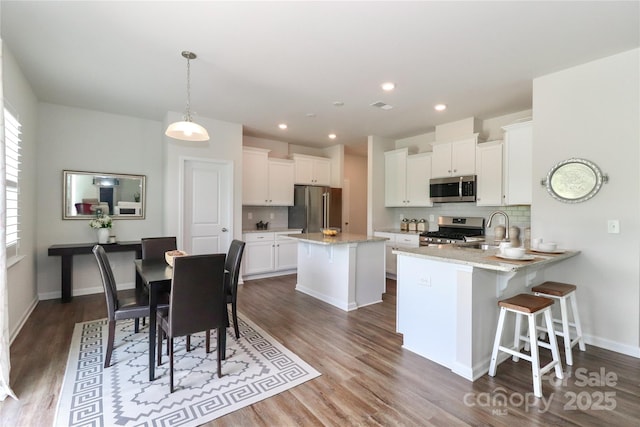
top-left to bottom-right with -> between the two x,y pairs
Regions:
165,51 -> 210,141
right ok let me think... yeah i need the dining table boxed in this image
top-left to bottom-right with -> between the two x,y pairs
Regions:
134,258 -> 228,381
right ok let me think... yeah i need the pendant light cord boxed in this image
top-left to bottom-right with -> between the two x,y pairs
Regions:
184,55 -> 192,122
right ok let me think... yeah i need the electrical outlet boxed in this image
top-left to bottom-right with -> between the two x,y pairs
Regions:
429,215 -> 435,222
607,219 -> 620,234
247,212 -> 253,220
270,212 -> 274,219
418,276 -> 431,287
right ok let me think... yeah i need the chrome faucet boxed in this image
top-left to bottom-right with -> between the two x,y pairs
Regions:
487,210 -> 509,241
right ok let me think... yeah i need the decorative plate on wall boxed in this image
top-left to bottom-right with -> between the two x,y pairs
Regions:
542,158 -> 607,203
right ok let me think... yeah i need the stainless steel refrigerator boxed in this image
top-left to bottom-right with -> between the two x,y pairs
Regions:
288,185 -> 342,233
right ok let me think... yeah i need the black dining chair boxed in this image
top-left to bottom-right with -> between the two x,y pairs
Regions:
139,237 -> 177,326
224,240 -> 246,339
141,236 -> 177,260
93,245 -> 161,368
156,253 -> 227,393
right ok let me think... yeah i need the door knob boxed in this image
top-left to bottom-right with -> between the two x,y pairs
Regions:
222,228 -> 228,232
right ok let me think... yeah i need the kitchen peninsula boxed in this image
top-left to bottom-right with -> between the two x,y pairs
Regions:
287,233 -> 387,311
394,244 -> 579,381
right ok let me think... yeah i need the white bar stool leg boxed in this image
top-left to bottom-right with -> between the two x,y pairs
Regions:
544,309 -> 564,380
489,307 -> 507,377
527,312 -> 543,398
570,292 -> 586,352
559,295 -> 573,366
513,311 -> 522,362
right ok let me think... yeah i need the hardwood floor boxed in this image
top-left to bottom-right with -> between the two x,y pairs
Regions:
2,274 -> 639,426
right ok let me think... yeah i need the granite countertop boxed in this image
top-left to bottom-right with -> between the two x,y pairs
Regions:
243,228 -> 302,234
393,244 -> 580,272
286,232 -> 388,246
374,228 -> 423,235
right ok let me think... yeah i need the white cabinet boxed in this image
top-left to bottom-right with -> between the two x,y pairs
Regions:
502,120 -> 533,205
275,233 -> 298,270
292,154 -> 331,186
267,159 -> 295,205
243,230 -> 302,277
384,148 -> 432,207
431,135 -> 478,178
476,141 -> 504,206
243,147 -> 294,206
373,231 -> 420,277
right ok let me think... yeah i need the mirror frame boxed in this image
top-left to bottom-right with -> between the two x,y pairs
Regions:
62,170 -> 146,219
545,158 -> 604,203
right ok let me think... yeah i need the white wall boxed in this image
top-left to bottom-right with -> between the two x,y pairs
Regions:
3,45 -> 39,341
344,153 -> 367,235
367,135 -> 396,234
532,48 -> 639,357
36,104 -> 164,300
163,111 -> 243,246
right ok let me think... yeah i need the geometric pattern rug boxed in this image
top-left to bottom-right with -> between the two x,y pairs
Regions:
55,315 -> 320,427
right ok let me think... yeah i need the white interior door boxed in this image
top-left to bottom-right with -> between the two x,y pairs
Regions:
182,159 -> 232,255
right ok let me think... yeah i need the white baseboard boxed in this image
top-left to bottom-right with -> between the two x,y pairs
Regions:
584,334 -> 640,358
39,281 -> 136,301
242,269 -> 296,281
9,296 -> 38,345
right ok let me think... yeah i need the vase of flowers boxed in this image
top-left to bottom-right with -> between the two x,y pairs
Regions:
89,215 -> 112,244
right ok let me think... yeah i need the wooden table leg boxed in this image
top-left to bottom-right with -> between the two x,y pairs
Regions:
148,286 -> 157,381
61,255 -> 73,303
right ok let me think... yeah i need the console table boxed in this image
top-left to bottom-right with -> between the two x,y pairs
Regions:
48,241 -> 142,302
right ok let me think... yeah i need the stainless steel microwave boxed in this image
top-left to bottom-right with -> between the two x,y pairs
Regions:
429,175 -> 477,203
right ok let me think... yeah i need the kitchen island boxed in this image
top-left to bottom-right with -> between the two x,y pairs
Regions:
393,244 -> 580,381
287,233 -> 387,311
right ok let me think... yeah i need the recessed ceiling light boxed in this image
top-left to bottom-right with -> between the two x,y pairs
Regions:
381,82 -> 396,91
328,133 -> 337,140
434,104 -> 447,111
278,123 -> 288,129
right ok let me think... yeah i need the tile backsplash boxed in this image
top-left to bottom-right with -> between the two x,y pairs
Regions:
242,206 -> 289,231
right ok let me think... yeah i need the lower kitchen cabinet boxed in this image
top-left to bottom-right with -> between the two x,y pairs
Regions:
243,230 -> 302,278
373,231 -> 420,277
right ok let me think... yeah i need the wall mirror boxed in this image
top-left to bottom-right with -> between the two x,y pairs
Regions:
544,158 -> 606,203
63,170 -> 146,219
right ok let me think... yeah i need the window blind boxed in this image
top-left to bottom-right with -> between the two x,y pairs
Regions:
4,108 -> 21,257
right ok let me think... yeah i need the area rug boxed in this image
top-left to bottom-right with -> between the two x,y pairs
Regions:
55,315 -> 320,427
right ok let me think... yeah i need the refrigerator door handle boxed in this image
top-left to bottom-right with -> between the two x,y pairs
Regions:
323,192 -> 329,229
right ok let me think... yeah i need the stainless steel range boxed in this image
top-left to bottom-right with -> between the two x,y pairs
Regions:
419,216 -> 485,246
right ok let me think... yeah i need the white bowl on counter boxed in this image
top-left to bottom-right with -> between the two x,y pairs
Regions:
538,242 -> 557,252
503,247 -> 526,259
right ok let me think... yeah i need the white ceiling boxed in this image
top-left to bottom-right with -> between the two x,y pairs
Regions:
2,1 -> 638,152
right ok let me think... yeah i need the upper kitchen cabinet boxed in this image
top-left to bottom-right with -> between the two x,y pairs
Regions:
385,148 -> 432,207
476,140 -> 504,206
243,147 -> 294,206
430,134 -> 478,178
502,120 -> 533,205
292,154 -> 331,186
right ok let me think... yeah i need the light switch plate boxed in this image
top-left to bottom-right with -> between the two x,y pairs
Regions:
607,219 -> 620,234
247,212 -> 253,220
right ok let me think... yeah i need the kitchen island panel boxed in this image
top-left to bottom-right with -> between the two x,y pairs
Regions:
395,247 -> 572,381
294,239 -> 385,311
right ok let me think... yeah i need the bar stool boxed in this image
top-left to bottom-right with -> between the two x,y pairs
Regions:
489,293 -> 564,398
532,281 -> 585,366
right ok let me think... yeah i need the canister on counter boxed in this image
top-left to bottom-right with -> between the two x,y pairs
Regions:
400,218 -> 409,231
417,219 -> 427,232
408,219 -> 418,232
